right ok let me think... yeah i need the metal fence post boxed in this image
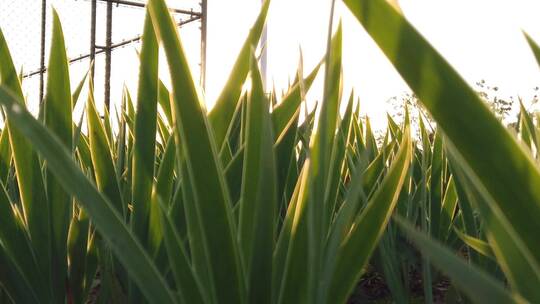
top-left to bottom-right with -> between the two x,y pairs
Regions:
39,0 -> 47,104
90,0 -> 97,81
260,0 -> 268,90
104,0 -> 113,111
200,0 -> 207,90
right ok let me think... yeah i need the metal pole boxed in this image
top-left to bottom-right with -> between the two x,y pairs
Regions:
104,0 -> 113,111
200,0 -> 207,90
39,0 -> 47,104
92,0 -> 201,16
90,0 -> 97,80
260,0 -> 268,90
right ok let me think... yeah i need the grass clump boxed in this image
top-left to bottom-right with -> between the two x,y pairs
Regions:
0,0 -> 539,303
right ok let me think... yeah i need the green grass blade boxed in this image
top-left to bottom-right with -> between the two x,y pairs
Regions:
0,30 -> 24,99
321,147 -> 372,303
158,201 -> 204,304
271,61 -> 322,137
447,146 -> 540,302
453,227 -> 495,259
0,183 -> 45,301
418,118 -> 434,304
438,176 -> 458,241
72,71 -> 88,109
0,128 -> 11,182
86,84 -> 125,215
395,216 -> 524,304
447,159 -> 480,264
272,169 -> 303,301
157,111 -> 171,144
224,146 -> 244,205
239,53 -> 277,303
43,11 -> 73,300
524,32 -> 540,66
0,27 -> 51,300
274,107 -> 299,207
177,156 -> 215,303
276,164 -> 311,304
305,25 -> 343,300
148,136 -> 176,258
518,101 -> 538,151
361,147 -> 388,195
429,129 -> 443,237
148,1 -> 244,302
0,247 -> 41,303
67,208 -> 90,304
324,93 -> 354,221
152,147 -> 204,304
158,80 -> 173,124
208,0 -> 270,150
364,117 -> 378,162
131,10 -> 159,245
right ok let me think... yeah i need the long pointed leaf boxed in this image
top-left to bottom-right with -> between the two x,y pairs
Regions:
148,1 -> 244,302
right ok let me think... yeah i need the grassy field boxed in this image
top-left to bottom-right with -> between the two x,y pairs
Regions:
0,0 -> 539,303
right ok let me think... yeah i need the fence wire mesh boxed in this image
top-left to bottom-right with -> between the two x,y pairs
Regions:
0,0 -> 204,113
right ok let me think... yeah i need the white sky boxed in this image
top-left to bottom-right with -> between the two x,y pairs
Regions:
2,0 -> 540,130
207,0 -> 540,129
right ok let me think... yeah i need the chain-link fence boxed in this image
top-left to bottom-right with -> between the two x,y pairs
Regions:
0,0 -> 206,113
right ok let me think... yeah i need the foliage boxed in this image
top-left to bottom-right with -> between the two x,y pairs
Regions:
0,0 -> 539,303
